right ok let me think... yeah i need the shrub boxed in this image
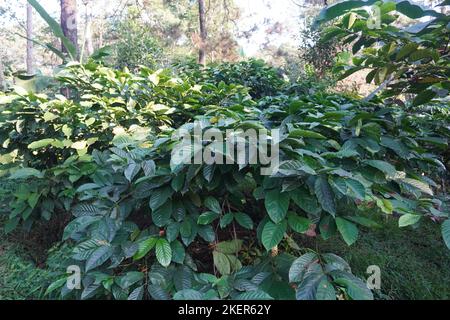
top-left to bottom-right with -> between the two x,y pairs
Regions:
0,58 -> 448,300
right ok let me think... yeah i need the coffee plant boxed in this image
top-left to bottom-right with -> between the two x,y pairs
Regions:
1,30 -> 449,300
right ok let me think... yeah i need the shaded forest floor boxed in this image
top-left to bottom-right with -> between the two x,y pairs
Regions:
1,217 -> 450,300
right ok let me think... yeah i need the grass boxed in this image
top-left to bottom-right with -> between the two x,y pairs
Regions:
0,220 -> 71,300
315,216 -> 450,300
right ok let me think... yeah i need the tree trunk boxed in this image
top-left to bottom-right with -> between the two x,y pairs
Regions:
60,0 -> 78,56
26,3 -> 34,75
83,2 -> 94,57
0,57 -> 5,91
198,0 -> 207,66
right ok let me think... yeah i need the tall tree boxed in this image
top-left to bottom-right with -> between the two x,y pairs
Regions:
82,0 -> 94,58
198,0 -> 207,65
60,0 -> 78,56
26,2 -> 34,74
0,56 -> 4,91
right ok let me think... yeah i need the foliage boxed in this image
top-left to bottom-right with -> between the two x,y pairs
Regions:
108,7 -> 165,71
0,52 -> 449,300
316,213 -> 450,299
317,0 -> 450,105
175,59 -> 286,99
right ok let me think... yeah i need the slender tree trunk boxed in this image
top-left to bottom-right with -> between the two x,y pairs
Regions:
0,57 -> 5,91
198,0 -> 207,66
60,0 -> 78,56
26,3 -> 34,75
83,2 -> 94,57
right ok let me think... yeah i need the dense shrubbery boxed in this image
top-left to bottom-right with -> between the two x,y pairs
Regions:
0,56 -> 448,300
0,0 -> 449,301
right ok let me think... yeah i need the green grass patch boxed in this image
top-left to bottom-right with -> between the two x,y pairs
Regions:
315,216 -> 450,300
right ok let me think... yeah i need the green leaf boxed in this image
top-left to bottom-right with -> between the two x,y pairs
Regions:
314,177 -> 336,216
316,279 -> 336,300
234,212 -> 254,230
396,43 -> 418,60
216,239 -> 243,254
344,216 -> 380,228
128,286 -> 144,300
442,220 -> 450,250
220,213 -> 233,228
289,129 -> 326,140
261,220 -> 287,251
412,89 -> 436,107
197,211 -> 219,225
345,179 -> 366,200
336,217 -> 358,246
173,289 -> 203,300
287,212 -> 311,233
264,189 -> 290,223
152,201 -> 172,227
9,167 -> 44,179
289,252 -> 318,283
133,237 -> 157,260
86,245 -> 112,271
365,160 -> 397,178
63,216 -> 101,240
290,189 -> 321,215
213,251 -> 231,275
116,272 -> 144,290
334,276 -> 373,300
399,214 -> 421,227
400,178 -> 433,196
150,187 -> 173,211
155,238 -> 172,267
28,0 -> 77,60
28,138 -> 55,149
171,240 -> 186,264
235,290 -> 274,300
204,196 -> 221,214
45,278 -> 67,296
316,0 -> 377,24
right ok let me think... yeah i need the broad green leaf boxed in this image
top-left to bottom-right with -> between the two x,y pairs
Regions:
9,167 -> 44,179
173,289 -> 203,300
399,214 -> 421,227
365,160 -> 397,178
235,290 -> 274,300
204,196 -> 221,214
133,237 -> 157,260
213,251 -> 231,275
234,212 -> 254,230
149,187 -> 173,211
442,220 -> 450,250
289,129 -> 326,140
261,220 -> 287,251
28,139 -> 55,150
314,177 -> 336,216
316,279 -> 336,300
152,201 -> 172,227
197,211 -> 219,225
290,189 -> 321,215
264,189 -> 290,223
336,217 -> 358,246
155,238 -> 172,267
216,239 -> 243,254
287,212 -> 311,233
86,245 -> 112,271
28,0 -> 77,60
400,178 -> 433,196
289,252 -> 318,283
